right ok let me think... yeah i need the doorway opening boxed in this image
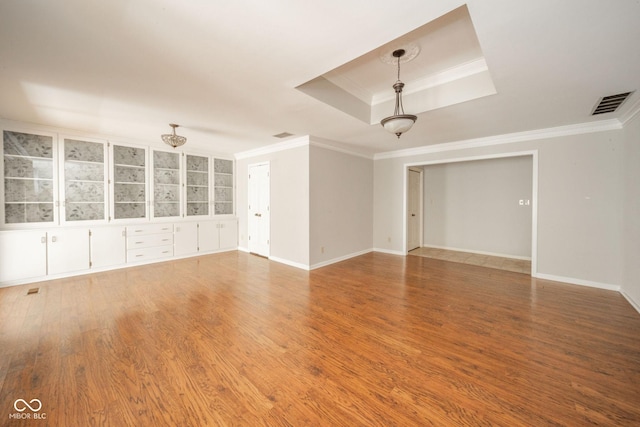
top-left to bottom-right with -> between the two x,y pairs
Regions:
404,151 -> 538,275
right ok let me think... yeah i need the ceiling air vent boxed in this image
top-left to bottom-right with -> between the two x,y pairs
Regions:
591,91 -> 634,115
273,132 -> 294,139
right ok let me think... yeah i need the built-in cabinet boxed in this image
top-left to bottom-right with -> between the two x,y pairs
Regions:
174,219 -> 238,256
0,219 -> 237,286
1,124 -> 238,287
112,143 -> 148,220
2,127 -> 235,227
2,130 -> 57,224
152,150 -> 181,219
214,158 -> 234,215
186,154 -> 209,217
61,136 -> 109,223
0,228 -> 90,282
126,223 -> 174,262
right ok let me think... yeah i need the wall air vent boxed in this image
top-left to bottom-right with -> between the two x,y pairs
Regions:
273,132 -> 294,139
591,91 -> 634,115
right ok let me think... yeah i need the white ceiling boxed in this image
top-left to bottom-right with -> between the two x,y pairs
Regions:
1,0 -> 639,157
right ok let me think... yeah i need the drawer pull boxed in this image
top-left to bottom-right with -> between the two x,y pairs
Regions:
161,239 -> 170,242
135,241 -> 144,244
162,251 -> 170,254
135,254 -> 144,258
161,227 -> 170,231
134,229 -> 143,233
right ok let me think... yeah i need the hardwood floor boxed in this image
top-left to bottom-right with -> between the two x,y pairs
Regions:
1,251 -> 639,426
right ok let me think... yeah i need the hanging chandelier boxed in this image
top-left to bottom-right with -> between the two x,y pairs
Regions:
161,123 -> 187,148
380,49 -> 417,138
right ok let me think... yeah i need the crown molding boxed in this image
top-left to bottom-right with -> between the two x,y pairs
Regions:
620,95 -> 640,126
234,135 -> 310,160
374,119 -> 623,160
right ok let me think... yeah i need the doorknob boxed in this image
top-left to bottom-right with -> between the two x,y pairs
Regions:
255,213 -> 262,217
411,214 -> 416,217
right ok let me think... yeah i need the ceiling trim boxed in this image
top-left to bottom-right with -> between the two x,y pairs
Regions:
620,96 -> 640,126
374,119 -> 623,160
234,135 -> 310,160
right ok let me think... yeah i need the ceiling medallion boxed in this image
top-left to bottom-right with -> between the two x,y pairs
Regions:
380,49 -> 418,139
161,123 -> 187,148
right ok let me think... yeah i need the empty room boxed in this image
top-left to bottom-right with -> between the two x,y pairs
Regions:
1,1 -> 639,426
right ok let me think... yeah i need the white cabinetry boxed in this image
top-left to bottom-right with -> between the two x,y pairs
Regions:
48,228 -> 90,275
126,224 -> 173,262
0,228 -> 89,283
59,136 -> 108,224
90,226 -> 126,268
174,222 -> 199,256
2,128 -> 58,225
111,143 -> 148,221
152,150 -> 181,219
0,230 -> 47,282
199,219 -> 238,252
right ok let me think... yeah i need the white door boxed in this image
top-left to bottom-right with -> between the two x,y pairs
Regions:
248,163 -> 270,257
407,168 -> 422,251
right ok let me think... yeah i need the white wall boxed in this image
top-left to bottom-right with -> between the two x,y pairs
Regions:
423,156 -> 532,258
236,143 -> 310,267
309,143 -> 373,267
374,129 -> 625,288
622,113 -> 640,310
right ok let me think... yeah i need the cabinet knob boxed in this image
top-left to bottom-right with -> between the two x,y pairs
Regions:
51,236 -> 57,243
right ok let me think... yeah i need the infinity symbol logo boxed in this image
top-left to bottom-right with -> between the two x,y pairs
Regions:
14,399 -> 42,412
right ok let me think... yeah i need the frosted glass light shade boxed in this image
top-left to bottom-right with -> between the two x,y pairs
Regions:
381,114 -> 417,138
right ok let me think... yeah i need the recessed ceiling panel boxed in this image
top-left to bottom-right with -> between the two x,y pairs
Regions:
297,4 -> 496,125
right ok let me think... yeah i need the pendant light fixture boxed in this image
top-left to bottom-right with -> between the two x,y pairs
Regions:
380,49 -> 417,138
161,123 -> 187,148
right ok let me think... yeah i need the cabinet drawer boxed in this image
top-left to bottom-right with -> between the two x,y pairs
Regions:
127,232 -> 173,249
127,245 -> 173,262
126,223 -> 173,236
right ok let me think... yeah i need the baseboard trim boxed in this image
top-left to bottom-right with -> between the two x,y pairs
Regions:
421,244 -> 532,261
620,290 -> 640,315
309,249 -> 373,270
373,248 -> 405,256
533,272 -> 620,292
268,256 -> 310,271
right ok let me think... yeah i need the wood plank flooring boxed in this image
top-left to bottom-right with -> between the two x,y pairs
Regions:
1,251 -> 639,426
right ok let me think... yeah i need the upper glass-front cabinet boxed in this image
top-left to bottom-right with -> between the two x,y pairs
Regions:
214,158 -> 234,215
2,126 -> 235,227
2,129 -> 57,225
152,150 -> 181,219
185,154 -> 209,217
112,144 -> 148,221
60,137 -> 108,223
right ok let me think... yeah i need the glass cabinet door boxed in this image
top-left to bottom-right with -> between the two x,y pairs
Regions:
60,137 -> 108,223
152,150 -> 181,218
2,130 -> 57,224
112,144 -> 148,220
213,158 -> 234,215
185,154 -> 209,216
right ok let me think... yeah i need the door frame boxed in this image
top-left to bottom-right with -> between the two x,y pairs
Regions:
402,150 -> 538,275
406,167 -> 423,252
248,161 -> 270,257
